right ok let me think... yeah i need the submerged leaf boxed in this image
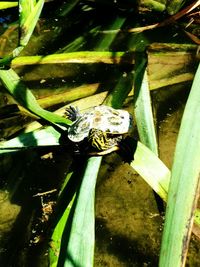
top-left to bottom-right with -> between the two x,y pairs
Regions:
0,126 -> 60,153
0,68 -> 72,127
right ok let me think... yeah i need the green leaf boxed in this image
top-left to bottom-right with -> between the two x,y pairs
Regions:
11,51 -> 134,67
0,2 -> 18,9
166,0 -> 185,15
159,62 -> 200,266
134,55 -> 158,154
104,71 -> 134,108
49,171 -> 76,267
19,0 -> 44,46
0,68 -> 72,127
130,140 -> 200,227
0,126 -> 60,153
61,157 -> 102,267
141,0 -> 167,12
131,141 -> 169,201
95,16 -> 126,51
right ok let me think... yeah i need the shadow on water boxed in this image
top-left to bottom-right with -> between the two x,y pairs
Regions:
0,146 -> 73,267
95,217 -> 158,267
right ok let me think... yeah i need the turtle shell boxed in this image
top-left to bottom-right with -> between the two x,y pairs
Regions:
67,105 -> 131,142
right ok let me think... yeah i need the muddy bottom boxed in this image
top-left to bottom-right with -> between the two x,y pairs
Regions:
95,154 -> 162,267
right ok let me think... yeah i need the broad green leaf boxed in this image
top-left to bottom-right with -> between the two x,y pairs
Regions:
166,0 -> 186,14
141,0 -> 167,12
159,63 -> 200,266
58,0 -> 81,17
130,141 -> 200,226
11,51 -> 134,67
95,16 -> 126,51
19,0 -> 34,25
134,57 -> 158,154
0,2 -> 18,9
49,170 -> 76,267
0,68 -> 72,127
0,126 -> 60,153
131,141 -> 169,201
61,157 -> 102,267
104,72 -> 134,108
19,0 -> 44,46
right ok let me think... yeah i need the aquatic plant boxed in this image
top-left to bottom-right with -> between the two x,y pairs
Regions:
0,1 -> 200,267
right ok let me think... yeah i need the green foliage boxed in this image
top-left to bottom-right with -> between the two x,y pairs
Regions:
0,2 -> 18,9
166,0 -> 186,14
140,0 -> 167,12
19,0 -> 44,46
0,69 -> 72,127
133,55 -> 158,155
60,157 -> 101,267
159,62 -> 200,266
0,0 -> 44,67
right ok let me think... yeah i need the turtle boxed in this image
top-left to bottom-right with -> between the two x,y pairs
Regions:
64,105 -> 132,155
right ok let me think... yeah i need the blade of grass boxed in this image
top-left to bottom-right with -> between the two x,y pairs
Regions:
141,0 -> 167,12
159,62 -> 200,266
130,141 -> 200,228
19,0 -> 34,25
95,16 -> 126,51
49,196 -> 76,267
0,2 -> 18,9
11,51 -> 135,67
131,141 -> 169,201
167,0 -> 188,15
0,68 -> 72,127
19,0 -> 44,47
0,126 -> 60,153
134,55 -> 158,154
104,71 -> 134,108
59,26 -> 101,53
57,0 -> 81,17
24,91 -> 110,133
49,169 -> 76,267
59,157 -> 102,267
0,0 -> 44,66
